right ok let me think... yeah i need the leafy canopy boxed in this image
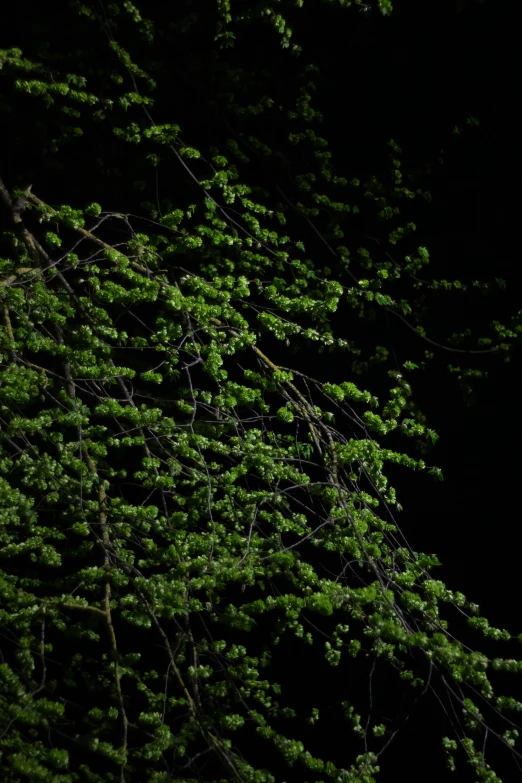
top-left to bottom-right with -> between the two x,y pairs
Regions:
0,1 -> 521,782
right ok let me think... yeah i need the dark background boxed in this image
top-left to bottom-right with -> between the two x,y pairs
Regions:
314,3 -> 522,778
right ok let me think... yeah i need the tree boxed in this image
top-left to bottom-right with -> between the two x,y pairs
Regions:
1,1 -> 521,781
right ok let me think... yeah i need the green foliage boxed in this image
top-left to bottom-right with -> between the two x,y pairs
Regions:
0,1 -> 521,782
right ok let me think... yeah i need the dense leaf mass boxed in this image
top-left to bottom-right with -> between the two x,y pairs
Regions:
0,2 -> 521,782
